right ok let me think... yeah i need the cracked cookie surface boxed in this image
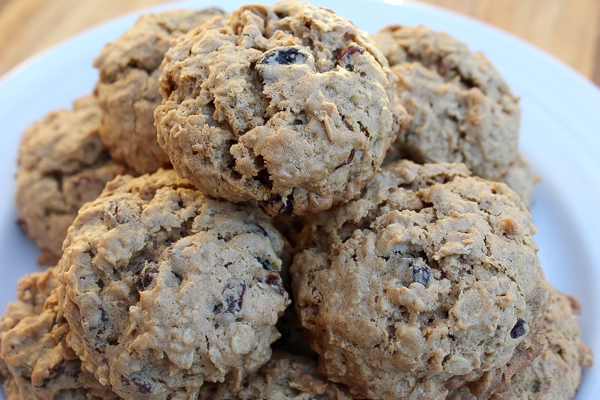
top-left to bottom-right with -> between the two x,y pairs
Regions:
94,8 -> 225,174
57,169 -> 290,400
292,160 -> 548,399
0,268 -> 119,400
375,25 -> 520,182
155,0 -> 408,216
448,284 -> 593,400
15,95 -> 128,265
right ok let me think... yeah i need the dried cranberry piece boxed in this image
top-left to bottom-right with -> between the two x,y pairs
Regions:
338,44 -> 365,71
255,272 -> 286,296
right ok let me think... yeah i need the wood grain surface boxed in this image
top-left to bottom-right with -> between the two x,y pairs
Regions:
0,0 -> 599,86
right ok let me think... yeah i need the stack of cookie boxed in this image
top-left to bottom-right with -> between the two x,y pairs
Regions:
0,1 -> 592,399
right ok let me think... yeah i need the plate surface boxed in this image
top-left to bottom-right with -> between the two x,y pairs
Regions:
0,0 -> 599,398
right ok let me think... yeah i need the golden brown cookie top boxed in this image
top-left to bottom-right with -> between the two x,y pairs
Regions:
94,9 -> 225,84
94,9 -> 225,174
58,169 -> 291,399
0,268 -> 120,400
375,25 -> 517,102
376,25 -> 520,182
15,95 -> 127,264
155,0 -> 409,217
448,284 -> 593,399
292,160 -> 548,399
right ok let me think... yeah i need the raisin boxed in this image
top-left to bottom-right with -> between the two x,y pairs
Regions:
99,306 -> 109,323
121,375 -> 153,394
226,282 -> 246,314
510,318 -> 527,339
258,46 -> 309,66
212,303 -> 223,314
135,266 -> 158,292
37,361 -> 66,389
410,260 -> 430,286
335,149 -> 355,169
257,257 -> 274,271
214,281 -> 247,315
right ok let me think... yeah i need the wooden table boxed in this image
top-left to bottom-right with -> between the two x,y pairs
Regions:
0,0 -> 599,86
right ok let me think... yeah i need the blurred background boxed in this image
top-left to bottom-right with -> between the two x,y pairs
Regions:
0,0 -> 598,85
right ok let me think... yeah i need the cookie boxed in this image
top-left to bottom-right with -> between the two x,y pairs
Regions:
0,268 -> 119,400
498,154 -> 537,209
447,284 -> 593,399
57,169 -> 291,399
155,0 -> 409,217
375,25 -> 520,182
0,268 -> 56,382
198,351 -> 351,399
15,95 -> 128,265
291,160 -> 548,399
94,8 -> 225,174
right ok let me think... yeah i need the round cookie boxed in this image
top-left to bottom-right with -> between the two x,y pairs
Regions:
375,25 -> 520,182
15,95 -> 128,265
198,351 -> 352,399
292,160 -> 548,399
447,284 -> 593,399
0,268 -> 119,400
0,268 -> 56,382
57,169 -> 290,400
155,0 -> 409,217
94,8 -> 225,174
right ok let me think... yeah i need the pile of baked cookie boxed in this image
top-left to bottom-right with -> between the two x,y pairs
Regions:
0,1 -> 593,399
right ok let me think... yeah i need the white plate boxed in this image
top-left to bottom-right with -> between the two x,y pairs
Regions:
1,0 -> 599,398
